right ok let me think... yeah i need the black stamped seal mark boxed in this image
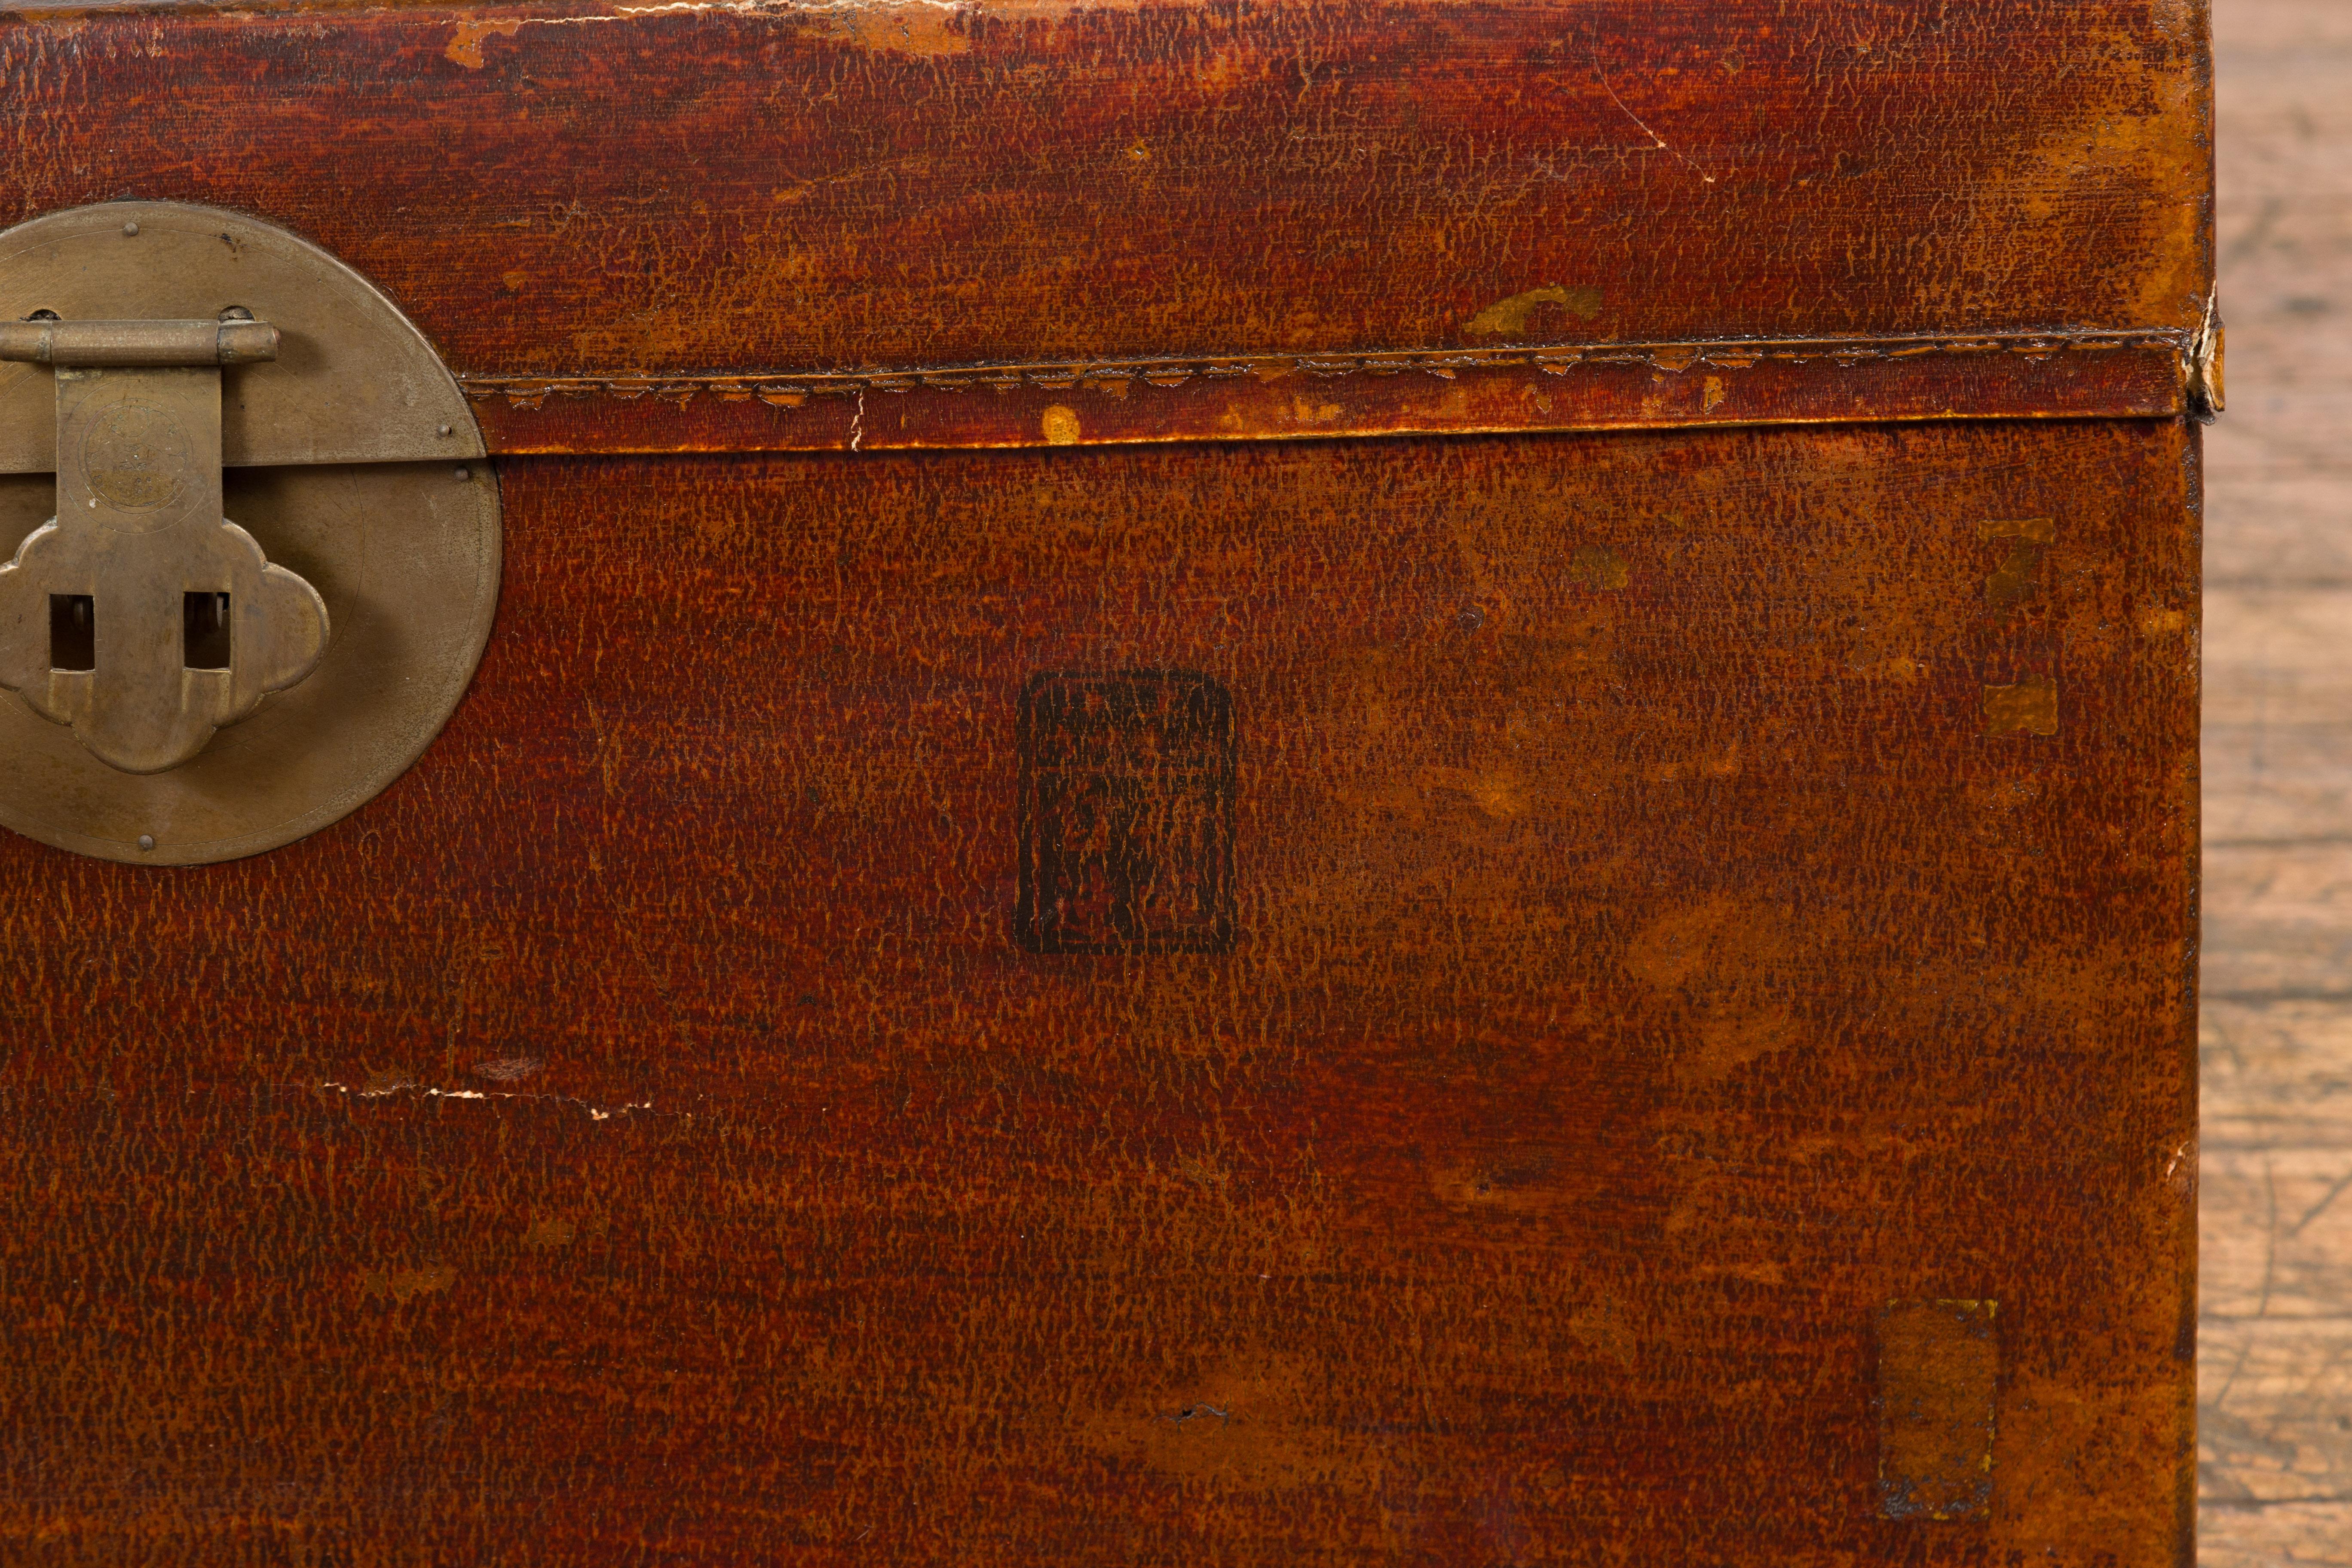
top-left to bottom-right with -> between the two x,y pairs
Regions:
1015,670 -> 1234,955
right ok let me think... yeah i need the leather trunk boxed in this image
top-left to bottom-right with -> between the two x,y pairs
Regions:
0,2 -> 2211,1562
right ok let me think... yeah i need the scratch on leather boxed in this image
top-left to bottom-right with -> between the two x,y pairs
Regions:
448,0 -> 977,70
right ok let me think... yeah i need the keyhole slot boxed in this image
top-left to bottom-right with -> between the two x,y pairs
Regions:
49,594 -> 95,671
183,591 -> 230,670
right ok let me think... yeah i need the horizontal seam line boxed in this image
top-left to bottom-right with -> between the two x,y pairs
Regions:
454,330 -> 2190,401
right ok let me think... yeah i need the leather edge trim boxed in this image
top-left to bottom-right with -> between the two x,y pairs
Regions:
462,330 -> 2189,455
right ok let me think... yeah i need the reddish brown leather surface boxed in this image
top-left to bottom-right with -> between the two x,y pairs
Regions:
0,420 -> 2198,1562
0,0 -> 2212,382
0,0 -> 2211,1555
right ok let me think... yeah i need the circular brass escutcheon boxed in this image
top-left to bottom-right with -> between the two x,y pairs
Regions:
0,201 -> 499,865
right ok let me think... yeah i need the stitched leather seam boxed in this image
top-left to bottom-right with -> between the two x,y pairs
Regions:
458,330 -> 2185,409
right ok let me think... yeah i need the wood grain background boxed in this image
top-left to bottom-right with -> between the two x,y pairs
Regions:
2200,0 -> 2352,1561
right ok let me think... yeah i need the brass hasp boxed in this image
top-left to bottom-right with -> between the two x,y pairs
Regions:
0,313 -> 329,774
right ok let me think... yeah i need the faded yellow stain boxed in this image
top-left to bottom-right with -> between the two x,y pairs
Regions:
1563,1304 -> 1638,1368
1567,545 -> 1629,591
2137,606 -> 2187,635
523,1217 -> 576,1250
1980,518 -> 2055,611
501,270 -> 529,293
1659,1176 -> 1788,1283
1466,770 -> 1528,820
1996,1364 -> 2180,1562
446,18 -> 522,68
1040,404 -> 1080,445
446,0 -> 989,67
1904,52 -> 2206,331
1290,395 -> 1341,424
1625,897 -> 1808,1085
1662,1180 -> 1710,1235
1702,375 -> 1727,412
1172,1155 -> 1228,1189
1429,1144 -> 1568,1214
1984,676 -> 2059,737
1642,743 -> 1740,784
361,1264 -> 457,1305
831,3 -> 973,57
1960,776 -> 2047,851
1625,897 -> 1775,993
1684,1001 -> 1798,1082
1966,776 -> 2045,815
1464,285 -> 1603,338
1075,1353 -> 1415,1495
1983,546 -> 2041,608
1416,765 -> 1529,821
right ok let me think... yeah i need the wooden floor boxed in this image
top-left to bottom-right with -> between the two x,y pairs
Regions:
2200,1 -> 2352,1560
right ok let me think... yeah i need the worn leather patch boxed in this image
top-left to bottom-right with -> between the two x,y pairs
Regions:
1879,1298 -> 1999,1520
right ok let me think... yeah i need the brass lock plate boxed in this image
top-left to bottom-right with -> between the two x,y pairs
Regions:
0,202 -> 500,865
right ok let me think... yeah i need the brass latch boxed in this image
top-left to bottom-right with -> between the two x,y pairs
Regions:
0,312 -> 328,774
0,200 -> 499,866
